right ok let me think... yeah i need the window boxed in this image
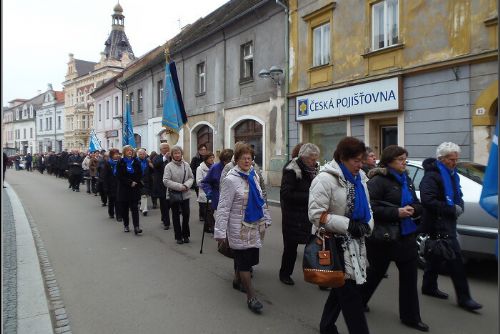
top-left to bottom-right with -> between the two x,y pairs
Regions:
157,80 -> 163,106
196,62 -> 206,95
49,117 -> 52,130
137,89 -> 143,113
23,128 -> 26,139
129,92 -> 134,114
40,118 -> 43,130
46,118 -> 49,130
305,120 -> 347,165
57,116 -> 61,130
106,101 -> 110,119
114,96 -> 119,116
313,22 -> 330,67
30,128 -> 33,138
82,115 -> 87,129
98,104 -> 102,121
240,42 -> 253,82
29,106 -> 33,118
372,0 -> 399,50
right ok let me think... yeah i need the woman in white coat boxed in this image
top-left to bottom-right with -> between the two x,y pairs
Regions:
308,137 -> 374,334
214,144 -> 271,314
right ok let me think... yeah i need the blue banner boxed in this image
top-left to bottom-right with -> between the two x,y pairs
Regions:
88,129 -> 103,152
162,61 -> 187,132
480,125 -> 498,219
123,101 -> 136,148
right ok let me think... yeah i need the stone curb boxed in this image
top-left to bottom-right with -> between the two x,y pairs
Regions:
6,182 -> 72,334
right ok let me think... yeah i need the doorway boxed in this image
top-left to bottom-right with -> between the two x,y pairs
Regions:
234,120 -> 263,166
380,125 -> 398,150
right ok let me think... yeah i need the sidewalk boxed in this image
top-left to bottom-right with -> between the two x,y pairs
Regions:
2,184 -> 54,334
267,185 -> 280,206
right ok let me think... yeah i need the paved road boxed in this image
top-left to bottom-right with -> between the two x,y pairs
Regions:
6,170 -> 498,334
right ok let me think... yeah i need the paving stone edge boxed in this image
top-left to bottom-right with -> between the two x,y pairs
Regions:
21,203 -> 72,334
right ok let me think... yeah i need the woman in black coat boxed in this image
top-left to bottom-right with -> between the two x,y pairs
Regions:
102,149 -> 122,221
279,143 -> 320,285
116,145 -> 143,235
152,143 -> 171,229
361,145 -> 429,332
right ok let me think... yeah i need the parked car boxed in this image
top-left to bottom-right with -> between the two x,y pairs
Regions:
405,160 -> 497,266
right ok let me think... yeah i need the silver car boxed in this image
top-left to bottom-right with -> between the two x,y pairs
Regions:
405,161 -> 497,266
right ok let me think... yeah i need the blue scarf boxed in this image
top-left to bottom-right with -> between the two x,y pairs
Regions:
338,162 -> 371,224
109,159 -> 118,176
389,168 -> 417,236
137,158 -> 148,175
436,161 -> 462,206
123,157 -> 135,174
237,168 -> 265,223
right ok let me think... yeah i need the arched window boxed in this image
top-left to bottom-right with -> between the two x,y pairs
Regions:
234,120 -> 263,166
197,125 -> 213,152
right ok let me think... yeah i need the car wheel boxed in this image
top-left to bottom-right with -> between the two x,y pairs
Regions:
416,233 -> 428,269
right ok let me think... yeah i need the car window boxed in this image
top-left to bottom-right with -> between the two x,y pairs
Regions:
457,163 -> 484,185
406,165 -> 417,182
413,168 -> 424,191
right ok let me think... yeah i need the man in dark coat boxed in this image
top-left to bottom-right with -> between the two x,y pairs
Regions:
152,143 -> 171,229
279,143 -> 320,285
67,150 -> 83,191
420,142 -> 482,312
96,151 -> 108,206
25,153 -> 33,172
3,152 -> 8,187
59,150 -> 69,179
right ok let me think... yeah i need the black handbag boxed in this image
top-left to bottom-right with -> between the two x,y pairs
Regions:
303,224 -> 345,288
168,164 -> 186,204
217,238 -> 234,258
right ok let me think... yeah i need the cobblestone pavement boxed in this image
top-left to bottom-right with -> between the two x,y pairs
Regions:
2,189 -> 17,334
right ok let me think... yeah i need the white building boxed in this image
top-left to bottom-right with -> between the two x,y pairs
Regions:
12,95 -> 43,155
91,74 -> 123,150
2,107 -> 16,155
36,84 -> 65,153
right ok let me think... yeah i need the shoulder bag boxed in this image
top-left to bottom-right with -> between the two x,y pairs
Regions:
369,200 -> 402,243
303,213 -> 345,288
169,163 -> 186,204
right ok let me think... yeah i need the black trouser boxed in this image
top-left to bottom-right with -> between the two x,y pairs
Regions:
203,205 -> 215,232
119,200 -> 140,228
279,237 -> 301,278
86,176 -> 97,193
159,197 -> 171,227
320,279 -> 370,334
69,174 -> 81,190
26,163 -> 32,171
107,195 -> 120,219
360,243 -> 421,323
422,237 -> 471,303
199,202 -> 207,220
171,199 -> 190,240
152,196 -> 158,208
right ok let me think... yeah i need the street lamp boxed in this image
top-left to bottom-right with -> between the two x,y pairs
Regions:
258,66 -> 284,86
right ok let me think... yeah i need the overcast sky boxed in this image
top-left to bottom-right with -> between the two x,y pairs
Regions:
2,0 -> 230,107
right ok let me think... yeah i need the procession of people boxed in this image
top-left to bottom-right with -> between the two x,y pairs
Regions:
3,137 -> 484,333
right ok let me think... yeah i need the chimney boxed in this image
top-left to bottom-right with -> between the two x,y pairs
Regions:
47,83 -> 53,91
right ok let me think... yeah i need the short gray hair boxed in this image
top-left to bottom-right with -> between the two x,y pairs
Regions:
298,143 -> 320,159
171,145 -> 183,155
436,142 -> 461,158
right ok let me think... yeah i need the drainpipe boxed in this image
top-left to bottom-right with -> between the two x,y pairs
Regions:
276,0 -> 290,162
150,68 -> 155,151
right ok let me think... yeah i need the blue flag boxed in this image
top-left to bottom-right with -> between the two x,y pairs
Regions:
88,129 -> 103,152
480,125 -> 498,219
162,61 -> 187,132
123,101 -> 136,148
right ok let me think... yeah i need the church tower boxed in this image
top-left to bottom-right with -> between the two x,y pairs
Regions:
102,2 -> 135,65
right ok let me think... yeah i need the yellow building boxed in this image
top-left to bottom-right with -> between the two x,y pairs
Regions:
63,3 -> 134,151
288,0 -> 497,164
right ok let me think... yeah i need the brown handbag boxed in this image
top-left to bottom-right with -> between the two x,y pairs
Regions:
217,237 -> 234,259
302,213 -> 345,288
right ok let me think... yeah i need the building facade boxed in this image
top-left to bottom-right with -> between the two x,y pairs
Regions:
63,3 -> 134,151
2,107 -> 16,155
36,84 -> 65,153
91,74 -> 124,150
288,0 -> 498,165
11,95 -> 44,155
166,0 -> 287,185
